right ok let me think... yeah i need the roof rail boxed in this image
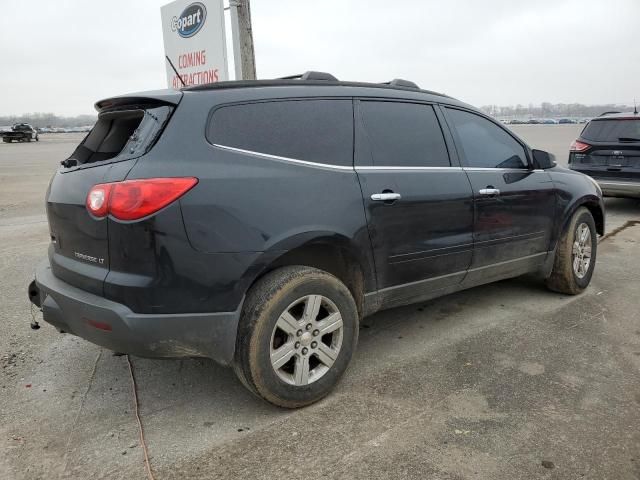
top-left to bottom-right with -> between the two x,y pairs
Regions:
599,111 -> 621,117
278,71 -> 338,81
383,78 -> 419,89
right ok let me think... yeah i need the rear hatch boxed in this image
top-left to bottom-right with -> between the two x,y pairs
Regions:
46,91 -> 180,295
570,116 -> 640,180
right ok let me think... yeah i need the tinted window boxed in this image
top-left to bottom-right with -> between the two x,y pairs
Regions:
359,101 -> 450,167
447,108 -> 528,169
208,100 -> 353,166
581,119 -> 640,142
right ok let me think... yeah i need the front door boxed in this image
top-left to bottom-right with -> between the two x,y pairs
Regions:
443,107 -> 556,284
355,100 -> 474,307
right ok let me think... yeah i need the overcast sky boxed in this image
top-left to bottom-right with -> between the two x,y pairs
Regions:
0,0 -> 638,115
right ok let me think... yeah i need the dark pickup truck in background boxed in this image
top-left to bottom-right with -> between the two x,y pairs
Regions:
1,123 -> 39,143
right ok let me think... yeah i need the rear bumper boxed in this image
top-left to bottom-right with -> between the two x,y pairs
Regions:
595,180 -> 640,198
32,260 -> 241,365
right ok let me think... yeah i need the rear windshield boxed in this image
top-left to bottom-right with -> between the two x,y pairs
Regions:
582,118 -> 640,142
65,105 -> 172,168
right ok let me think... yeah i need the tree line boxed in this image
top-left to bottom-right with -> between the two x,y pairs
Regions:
480,103 -> 635,119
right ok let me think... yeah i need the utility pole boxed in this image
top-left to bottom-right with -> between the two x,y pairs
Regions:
229,0 -> 256,80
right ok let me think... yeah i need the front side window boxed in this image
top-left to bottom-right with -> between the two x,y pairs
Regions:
446,108 -> 528,169
359,101 -> 450,167
207,99 -> 353,166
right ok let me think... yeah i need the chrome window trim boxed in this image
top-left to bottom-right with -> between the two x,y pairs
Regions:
463,167 -> 539,173
356,166 -> 463,171
212,144 -> 355,171
212,144 -> 547,174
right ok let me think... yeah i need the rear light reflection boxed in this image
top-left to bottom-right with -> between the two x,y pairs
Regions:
86,177 -> 198,221
86,184 -> 112,217
85,318 -> 112,331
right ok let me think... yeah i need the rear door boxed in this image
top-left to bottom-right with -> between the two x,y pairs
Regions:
46,102 -> 175,295
442,107 -> 556,283
355,99 -> 474,306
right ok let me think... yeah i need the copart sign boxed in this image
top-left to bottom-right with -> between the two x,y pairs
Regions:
161,0 -> 228,88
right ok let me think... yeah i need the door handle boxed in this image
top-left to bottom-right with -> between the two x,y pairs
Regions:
478,188 -> 500,196
371,192 -> 402,202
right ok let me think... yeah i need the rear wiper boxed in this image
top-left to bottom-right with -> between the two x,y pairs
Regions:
618,137 -> 640,142
60,158 -> 78,168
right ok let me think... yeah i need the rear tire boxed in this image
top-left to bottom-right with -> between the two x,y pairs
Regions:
234,266 -> 359,408
546,207 -> 597,294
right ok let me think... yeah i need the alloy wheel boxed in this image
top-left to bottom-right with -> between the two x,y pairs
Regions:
572,222 -> 592,279
269,295 -> 344,386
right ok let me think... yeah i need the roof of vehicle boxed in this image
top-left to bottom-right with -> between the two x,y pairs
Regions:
592,111 -> 640,120
184,78 -> 451,99
96,72 -> 475,112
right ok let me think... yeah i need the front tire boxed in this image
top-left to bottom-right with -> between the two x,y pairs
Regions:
546,207 -> 597,294
234,266 -> 359,408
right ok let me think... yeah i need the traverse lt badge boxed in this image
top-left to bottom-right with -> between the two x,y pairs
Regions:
74,251 -> 105,265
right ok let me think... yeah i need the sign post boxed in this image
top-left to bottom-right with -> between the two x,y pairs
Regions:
229,1 -> 256,80
161,0 -> 229,89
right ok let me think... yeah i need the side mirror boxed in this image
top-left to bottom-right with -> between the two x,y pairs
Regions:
532,149 -> 556,169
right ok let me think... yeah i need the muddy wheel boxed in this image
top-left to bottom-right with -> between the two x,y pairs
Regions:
546,207 -> 597,294
234,266 -> 358,408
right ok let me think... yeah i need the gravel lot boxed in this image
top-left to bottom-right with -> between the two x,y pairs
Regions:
1,131 -> 639,479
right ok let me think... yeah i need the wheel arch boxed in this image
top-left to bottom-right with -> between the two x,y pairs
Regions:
245,234 -> 375,319
562,195 -> 604,237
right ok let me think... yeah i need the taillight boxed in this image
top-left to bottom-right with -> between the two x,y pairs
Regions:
570,140 -> 591,153
86,177 -> 198,220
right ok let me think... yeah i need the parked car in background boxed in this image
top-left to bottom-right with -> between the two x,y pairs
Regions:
527,118 -> 541,124
569,111 -> 640,198
29,72 -> 605,407
1,123 -> 39,142
541,118 -> 559,125
558,118 -> 577,124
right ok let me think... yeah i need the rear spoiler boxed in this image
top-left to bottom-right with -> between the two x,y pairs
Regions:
94,89 -> 183,113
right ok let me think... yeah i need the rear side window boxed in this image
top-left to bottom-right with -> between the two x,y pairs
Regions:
208,100 -> 353,166
581,119 -> 640,142
65,106 -> 173,167
446,108 -> 528,169
359,101 -> 450,167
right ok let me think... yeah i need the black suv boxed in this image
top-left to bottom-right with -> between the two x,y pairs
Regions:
1,123 -> 39,143
30,73 -> 604,407
569,111 -> 640,198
